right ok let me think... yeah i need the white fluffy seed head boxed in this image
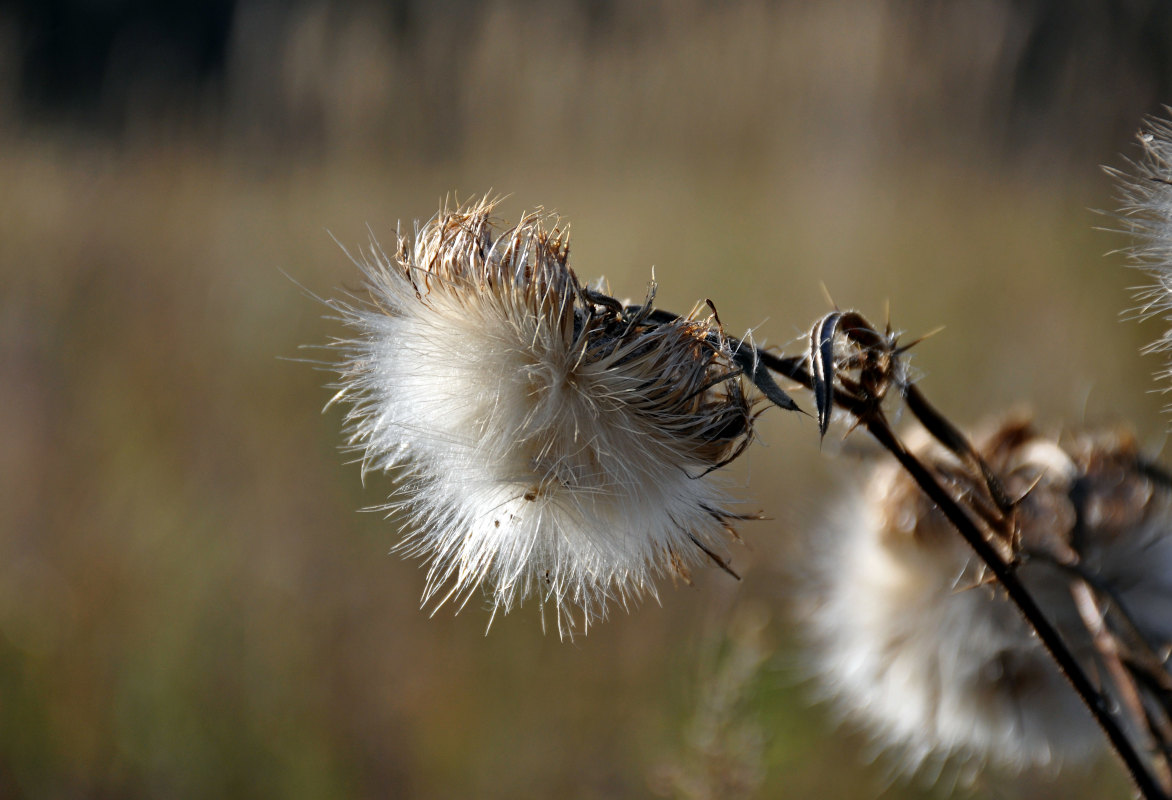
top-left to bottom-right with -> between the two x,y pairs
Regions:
808,417 -> 1172,778
326,198 -> 757,636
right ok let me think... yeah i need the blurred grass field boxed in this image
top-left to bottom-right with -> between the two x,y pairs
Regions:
1,1 -> 1170,797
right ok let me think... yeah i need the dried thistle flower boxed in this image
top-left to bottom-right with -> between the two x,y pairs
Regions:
325,199 -> 758,635
809,416 -> 1172,777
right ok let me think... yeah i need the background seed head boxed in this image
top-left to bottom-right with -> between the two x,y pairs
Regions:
808,417 -> 1172,776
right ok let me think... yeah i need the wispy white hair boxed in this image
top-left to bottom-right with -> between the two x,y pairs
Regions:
325,199 -> 757,636
1115,116 -> 1172,387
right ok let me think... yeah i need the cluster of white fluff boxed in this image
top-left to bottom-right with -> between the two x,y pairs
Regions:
326,199 -> 756,635
809,419 -> 1172,779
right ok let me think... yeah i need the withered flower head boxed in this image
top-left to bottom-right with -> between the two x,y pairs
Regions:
810,416 -> 1172,776
325,199 -> 756,635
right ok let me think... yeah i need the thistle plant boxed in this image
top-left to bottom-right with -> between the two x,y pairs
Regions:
324,199 -> 773,636
778,311 -> 1172,797
319,119 -> 1172,796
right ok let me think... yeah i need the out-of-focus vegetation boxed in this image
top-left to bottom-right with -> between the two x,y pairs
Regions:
1,1 -> 1169,797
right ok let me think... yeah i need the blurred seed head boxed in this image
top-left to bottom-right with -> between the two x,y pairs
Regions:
325,198 -> 757,636
808,416 -> 1172,778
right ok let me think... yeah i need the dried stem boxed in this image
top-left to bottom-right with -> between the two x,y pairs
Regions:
1070,579 -> 1172,793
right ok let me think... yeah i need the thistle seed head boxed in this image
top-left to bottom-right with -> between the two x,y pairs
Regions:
809,416 -> 1172,776
326,198 -> 757,636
